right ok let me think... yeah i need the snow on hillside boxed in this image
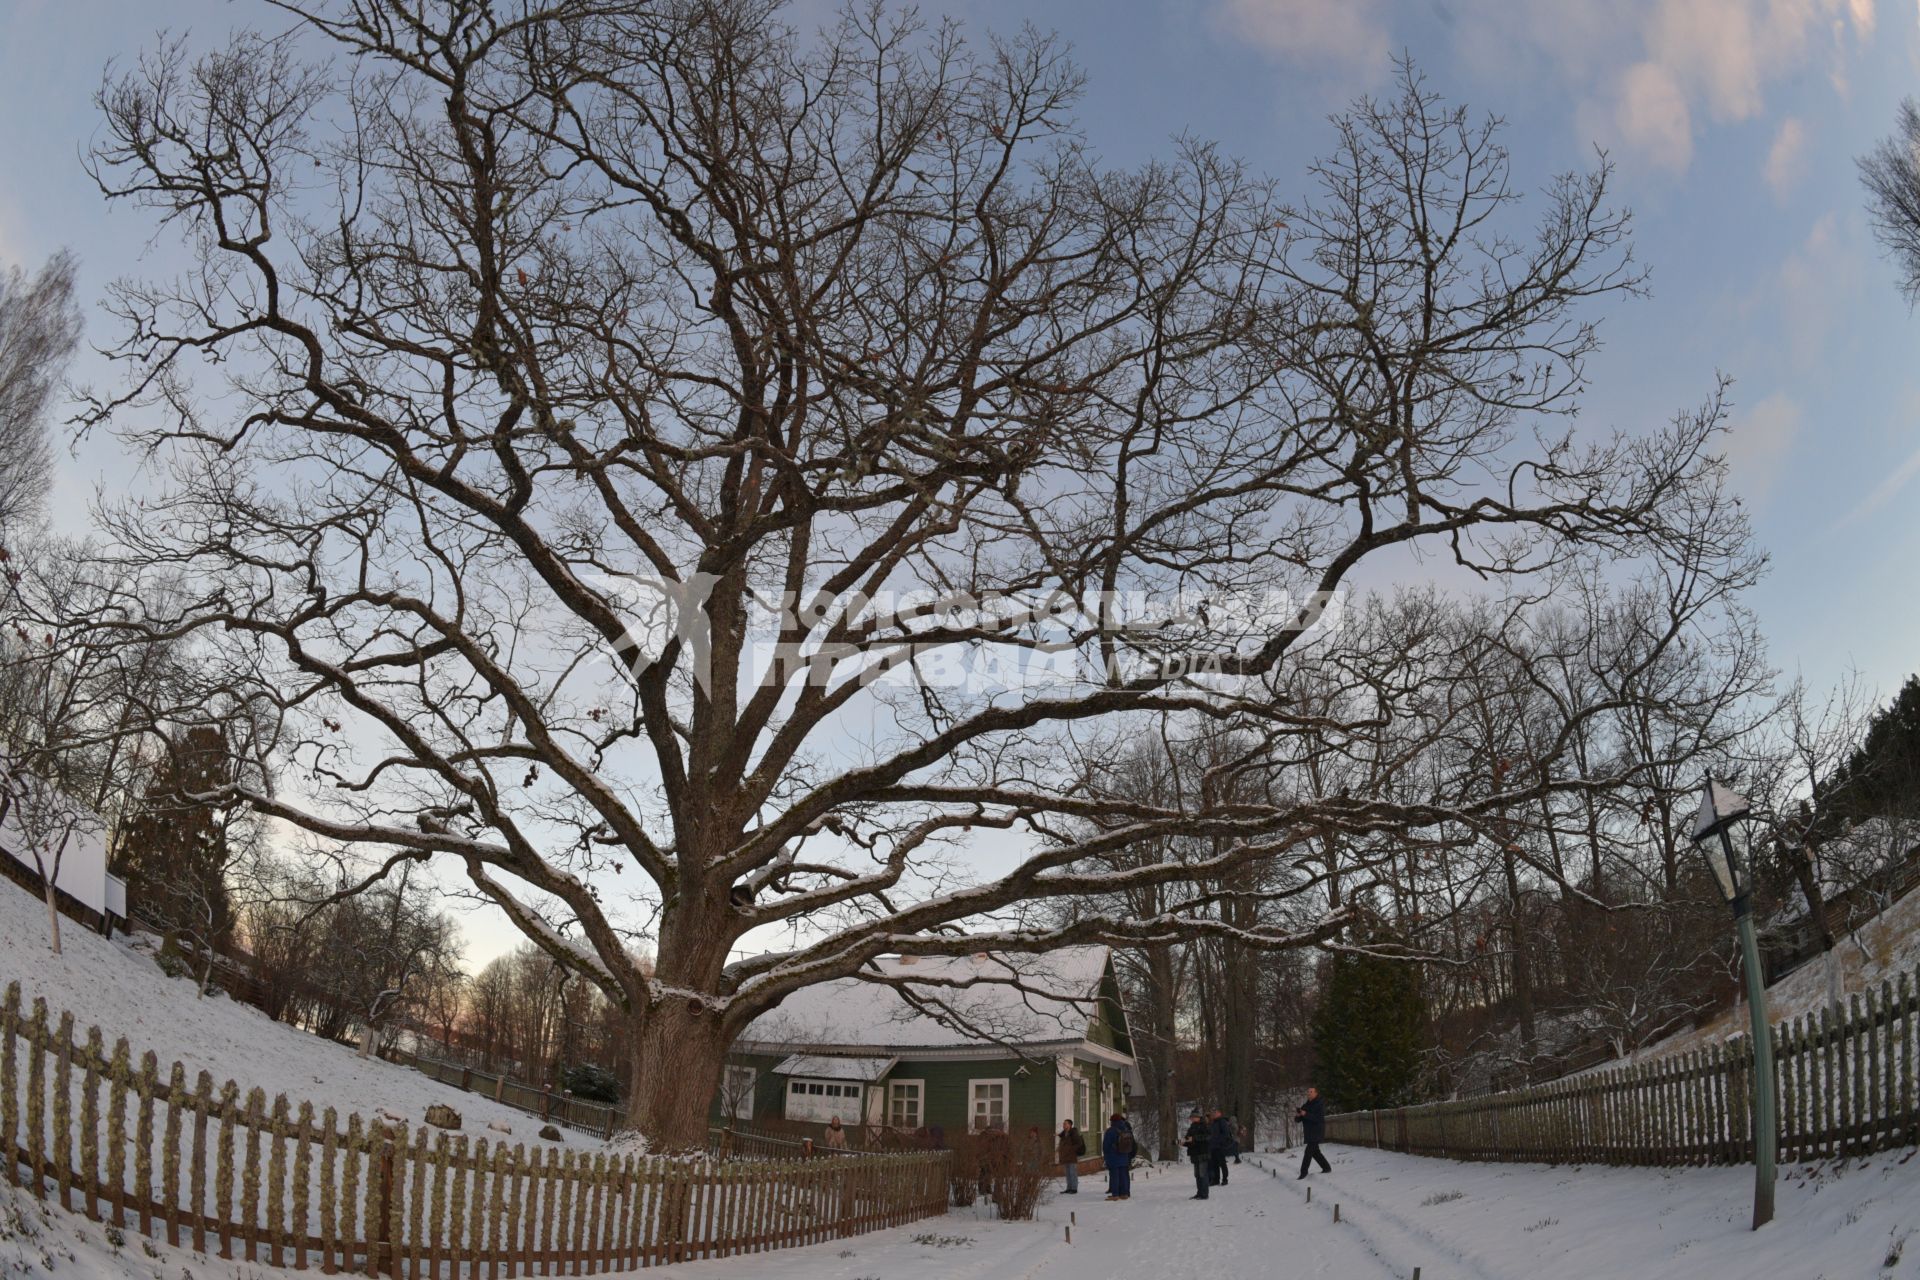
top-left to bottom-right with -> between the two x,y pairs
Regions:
0,882 -> 583,1144
1582,879 -> 1920,1075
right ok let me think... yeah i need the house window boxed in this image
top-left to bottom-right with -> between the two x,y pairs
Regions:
970,1079 -> 1009,1132
785,1077 -> 862,1123
722,1066 -> 756,1121
887,1079 -> 923,1130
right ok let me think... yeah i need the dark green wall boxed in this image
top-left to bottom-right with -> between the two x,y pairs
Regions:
714,1051 -> 1091,1135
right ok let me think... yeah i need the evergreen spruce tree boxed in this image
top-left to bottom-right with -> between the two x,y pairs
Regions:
1311,947 -> 1428,1111
1827,675 -> 1920,821
112,727 -> 235,960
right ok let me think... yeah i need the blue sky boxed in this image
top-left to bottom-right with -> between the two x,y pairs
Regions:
3,0 -> 1918,963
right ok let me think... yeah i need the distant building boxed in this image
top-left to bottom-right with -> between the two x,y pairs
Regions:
0,774 -> 126,935
716,946 -> 1137,1143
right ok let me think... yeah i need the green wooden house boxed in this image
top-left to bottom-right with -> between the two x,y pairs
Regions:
715,946 -> 1137,1144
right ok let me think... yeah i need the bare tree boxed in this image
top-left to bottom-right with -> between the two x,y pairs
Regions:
1862,99 -> 1920,302
80,7 -> 1754,1144
0,541 -> 189,950
0,251 -> 81,536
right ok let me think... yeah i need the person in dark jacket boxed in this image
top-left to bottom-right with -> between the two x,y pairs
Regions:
1181,1110 -> 1211,1199
1295,1086 -> 1332,1179
1207,1109 -> 1234,1186
1056,1119 -> 1087,1194
1101,1113 -> 1134,1200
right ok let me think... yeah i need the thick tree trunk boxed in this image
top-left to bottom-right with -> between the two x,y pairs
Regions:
624,999 -> 731,1150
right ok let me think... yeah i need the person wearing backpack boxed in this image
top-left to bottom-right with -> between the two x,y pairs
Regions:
1101,1113 -> 1134,1200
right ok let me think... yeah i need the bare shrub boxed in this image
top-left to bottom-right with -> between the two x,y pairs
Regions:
983,1130 -> 1048,1221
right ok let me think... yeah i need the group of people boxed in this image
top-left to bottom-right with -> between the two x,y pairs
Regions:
1179,1107 -> 1243,1198
1049,1086 -> 1333,1204
1051,1111 -> 1141,1200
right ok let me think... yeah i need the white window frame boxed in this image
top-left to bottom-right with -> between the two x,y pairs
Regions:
784,1076 -> 864,1124
886,1079 -> 923,1130
722,1065 -> 756,1121
969,1078 -> 1011,1132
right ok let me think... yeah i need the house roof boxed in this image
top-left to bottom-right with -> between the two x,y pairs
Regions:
771,1054 -> 898,1081
740,945 -> 1118,1054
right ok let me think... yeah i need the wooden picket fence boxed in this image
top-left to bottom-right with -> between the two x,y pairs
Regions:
0,983 -> 952,1272
1326,968 -> 1920,1167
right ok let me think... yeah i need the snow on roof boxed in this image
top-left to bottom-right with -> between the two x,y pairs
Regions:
741,946 -> 1114,1053
771,1054 -> 898,1081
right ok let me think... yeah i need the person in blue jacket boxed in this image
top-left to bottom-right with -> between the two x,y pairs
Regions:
1101,1112 -> 1134,1200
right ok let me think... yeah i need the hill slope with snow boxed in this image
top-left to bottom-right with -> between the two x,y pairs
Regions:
1581,879 -> 1920,1076
0,879 -> 579,1142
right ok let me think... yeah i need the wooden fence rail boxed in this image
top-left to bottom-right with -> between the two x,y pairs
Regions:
389,1052 -> 849,1162
1326,968 -> 1920,1166
389,1052 -> 628,1143
0,983 -> 952,1272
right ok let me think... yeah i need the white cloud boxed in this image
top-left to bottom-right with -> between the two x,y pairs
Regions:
1726,392 -> 1802,504
1453,0 -> 1875,174
1216,0 -> 1876,178
1210,0 -> 1390,79
1611,61 -> 1695,173
1764,117 -> 1809,197
1774,212 -> 1860,368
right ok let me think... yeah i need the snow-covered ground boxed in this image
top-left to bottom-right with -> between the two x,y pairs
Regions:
0,881 -> 579,1143
9,1143 -> 1915,1280
7,879 -> 1917,1278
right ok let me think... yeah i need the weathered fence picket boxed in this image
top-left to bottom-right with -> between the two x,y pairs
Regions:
1329,961 -> 1920,1166
0,984 -> 950,1274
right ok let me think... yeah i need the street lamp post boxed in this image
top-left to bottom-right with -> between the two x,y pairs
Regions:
1689,777 -> 1777,1230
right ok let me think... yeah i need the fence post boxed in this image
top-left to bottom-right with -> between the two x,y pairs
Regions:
371,1133 -> 395,1280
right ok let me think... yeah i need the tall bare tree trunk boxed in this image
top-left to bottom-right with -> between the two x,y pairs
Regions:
1148,947 -> 1181,1160
43,879 -> 63,955
1491,762 -> 1535,1073
1222,893 -> 1259,1145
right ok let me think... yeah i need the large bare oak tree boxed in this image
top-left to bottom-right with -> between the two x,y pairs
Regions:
79,1 -> 1752,1144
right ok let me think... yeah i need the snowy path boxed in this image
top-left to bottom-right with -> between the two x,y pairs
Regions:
658,1144 -> 1920,1279
667,1156 -> 1399,1280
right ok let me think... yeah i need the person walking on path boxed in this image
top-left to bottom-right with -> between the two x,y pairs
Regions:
1295,1087 -> 1332,1179
823,1117 -> 848,1150
1182,1110 -> 1212,1199
1056,1119 -> 1086,1194
1207,1108 -> 1234,1186
1101,1113 -> 1134,1200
